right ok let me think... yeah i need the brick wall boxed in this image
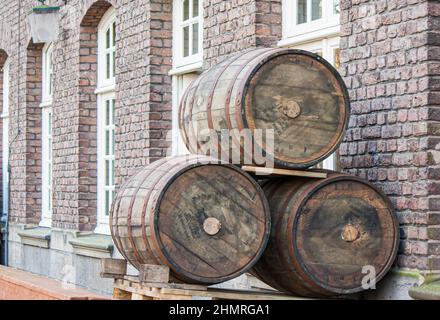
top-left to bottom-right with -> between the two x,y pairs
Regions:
203,0 -> 282,68
339,0 -> 440,272
25,41 -> 43,225
0,0 -> 173,231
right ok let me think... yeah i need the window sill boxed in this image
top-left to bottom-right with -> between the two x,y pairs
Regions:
279,24 -> 340,47
95,84 -> 116,95
69,233 -> 114,259
169,61 -> 203,76
17,227 -> 51,249
40,99 -> 53,108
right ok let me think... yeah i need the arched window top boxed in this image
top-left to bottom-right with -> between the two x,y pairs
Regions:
2,58 -> 10,118
42,42 -> 54,104
97,7 -> 116,89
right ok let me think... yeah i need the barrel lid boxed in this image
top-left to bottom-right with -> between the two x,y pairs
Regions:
243,49 -> 350,168
152,163 -> 271,284
288,175 -> 399,295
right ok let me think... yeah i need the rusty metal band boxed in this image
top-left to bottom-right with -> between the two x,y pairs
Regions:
125,158 -> 169,265
285,174 -> 399,295
224,48 -> 275,163
272,178 -> 320,296
140,155 -> 205,271
205,51 -> 251,130
149,158 -> 271,284
109,175 -> 136,265
186,75 -> 205,153
178,79 -> 192,152
234,48 -> 287,165
145,155 -> 216,282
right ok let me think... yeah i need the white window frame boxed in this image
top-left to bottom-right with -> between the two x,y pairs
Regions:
1,59 -> 9,222
40,107 -> 53,227
280,0 -> 340,47
283,38 -> 340,170
42,42 -> 54,105
97,7 -> 116,92
172,0 -> 203,72
171,74 -> 197,156
40,43 -> 54,227
96,7 -> 116,235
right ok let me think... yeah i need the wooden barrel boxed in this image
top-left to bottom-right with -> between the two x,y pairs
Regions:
179,48 -> 350,169
252,173 -> 399,297
110,154 -> 271,284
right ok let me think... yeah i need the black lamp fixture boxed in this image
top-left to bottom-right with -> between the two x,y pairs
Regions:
27,0 -> 62,43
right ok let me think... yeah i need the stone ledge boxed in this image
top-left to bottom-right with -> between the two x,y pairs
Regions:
69,233 -> 113,259
17,227 -> 51,249
409,274 -> 440,300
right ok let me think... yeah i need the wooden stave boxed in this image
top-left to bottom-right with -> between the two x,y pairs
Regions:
179,48 -> 350,169
252,173 -> 399,297
110,155 -> 271,284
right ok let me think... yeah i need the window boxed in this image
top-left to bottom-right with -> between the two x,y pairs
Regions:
1,59 -> 9,222
171,74 -> 196,156
98,8 -> 116,90
96,8 -> 116,234
40,43 -> 54,227
42,43 -> 54,103
288,38 -> 340,170
281,0 -> 340,45
173,0 -> 203,70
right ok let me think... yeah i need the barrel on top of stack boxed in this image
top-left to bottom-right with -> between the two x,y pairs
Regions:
252,173 -> 399,298
179,47 -> 350,169
110,155 -> 271,284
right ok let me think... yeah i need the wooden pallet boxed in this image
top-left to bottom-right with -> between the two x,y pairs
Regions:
241,166 -> 328,179
101,259 -> 308,300
112,276 -> 308,300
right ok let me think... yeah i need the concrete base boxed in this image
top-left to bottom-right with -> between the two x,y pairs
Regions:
5,223 -> 421,299
7,224 -> 115,295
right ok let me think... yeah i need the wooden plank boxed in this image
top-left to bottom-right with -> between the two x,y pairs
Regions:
113,288 -> 132,300
101,259 -> 127,278
139,264 -> 170,283
242,166 -> 328,178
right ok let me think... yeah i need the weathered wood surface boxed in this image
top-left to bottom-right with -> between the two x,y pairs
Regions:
242,166 -> 328,179
110,154 -> 271,285
179,48 -> 350,169
139,264 -> 170,283
252,173 -> 399,298
100,258 -> 127,278
112,277 -> 309,300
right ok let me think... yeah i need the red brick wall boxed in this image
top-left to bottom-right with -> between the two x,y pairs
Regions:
203,0 -> 282,68
339,0 -> 440,271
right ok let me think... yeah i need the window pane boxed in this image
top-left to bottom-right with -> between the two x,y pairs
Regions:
111,161 -> 115,185
112,22 -> 116,46
297,0 -> 307,24
112,52 -> 115,78
183,26 -> 189,57
105,190 -> 109,216
111,130 -> 115,154
106,28 -> 110,49
183,0 -> 189,20
334,0 -> 340,14
105,160 -> 110,185
193,0 -> 199,17
112,99 -> 116,124
105,131 -> 110,155
106,100 -> 110,126
312,0 -> 322,21
192,23 -> 199,55
106,53 -> 110,79
48,112 -> 52,133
